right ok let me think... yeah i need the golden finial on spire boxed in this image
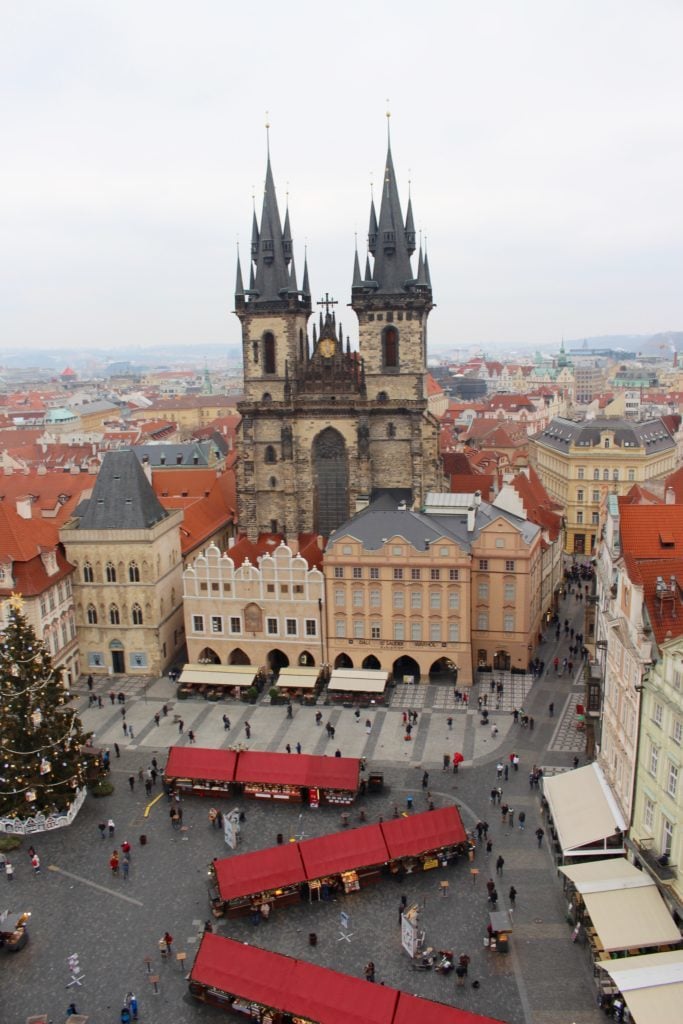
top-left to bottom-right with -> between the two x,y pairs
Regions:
370,172 -> 374,200
386,99 -> 391,142
265,110 -> 270,155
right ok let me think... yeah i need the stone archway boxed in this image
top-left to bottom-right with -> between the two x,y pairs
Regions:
298,651 -> 315,666
312,427 -> 349,536
267,649 -> 290,677
334,652 -> 353,669
429,657 -> 458,685
393,655 -> 420,684
362,655 -> 381,670
228,648 -> 251,666
198,647 -> 221,664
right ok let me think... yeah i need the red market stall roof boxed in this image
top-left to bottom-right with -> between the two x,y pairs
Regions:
289,957 -> 398,1024
234,750 -> 360,792
214,842 -> 306,902
394,992 -> 506,1024
191,933 -> 298,1013
298,823 -> 388,879
164,746 -> 237,784
381,806 -> 467,860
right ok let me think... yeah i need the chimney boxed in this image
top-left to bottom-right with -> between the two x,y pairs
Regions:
467,506 -> 476,533
666,487 -> 676,505
473,490 -> 482,507
142,460 -> 152,485
16,496 -> 32,519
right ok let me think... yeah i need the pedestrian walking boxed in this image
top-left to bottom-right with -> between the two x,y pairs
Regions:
296,742 -> 302,754
496,762 -> 503,779
107,818 -> 115,837
422,771 -> 429,788
315,711 -> 323,726
490,788 -> 497,805
5,861 -> 14,881
122,855 -> 130,880
354,709 -> 361,723
286,703 -> 293,719
31,853 -> 40,875
447,716 -> 453,730
123,722 -> 128,736
443,754 -> 451,771
222,714 -> 231,730
398,894 -> 408,924
458,953 -> 470,976
573,755 -> 579,769
164,931 -> 173,954
128,725 -> 134,739
535,827 -> 545,848
455,963 -> 466,986
98,821 -> 106,839
518,811 -> 526,830
406,794 -> 414,811
110,691 -> 116,705
128,994 -> 138,1021
128,775 -> 135,792
509,885 -> 517,907
145,779 -> 152,796
334,749 -> 342,757
486,878 -> 495,897
188,729 -> 195,744
496,855 -> 504,876
245,721 -> 251,740
154,713 -> 160,726
110,850 -> 119,875
508,810 -> 514,828
114,743 -> 120,758
178,720 -> 184,734
162,704 -> 168,716
486,838 -> 493,855
285,743 -> 291,754
529,717 -> 534,731
504,764 -> 509,781
364,961 -> 375,983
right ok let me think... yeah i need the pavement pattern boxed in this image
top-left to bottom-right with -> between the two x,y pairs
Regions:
3,590 -> 602,1024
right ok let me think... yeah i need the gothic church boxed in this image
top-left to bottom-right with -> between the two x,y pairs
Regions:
235,132 -> 442,540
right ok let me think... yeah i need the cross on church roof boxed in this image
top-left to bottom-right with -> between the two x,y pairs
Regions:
317,293 -> 337,316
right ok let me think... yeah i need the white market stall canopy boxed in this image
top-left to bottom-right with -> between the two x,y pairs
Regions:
179,664 -> 257,689
543,763 -> 626,858
560,858 -> 681,952
328,668 -> 389,693
598,951 -> 683,1024
275,667 -> 320,690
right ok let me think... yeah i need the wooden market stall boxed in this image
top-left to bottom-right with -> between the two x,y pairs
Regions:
164,747 -> 237,798
327,667 -> 389,706
234,751 -> 361,806
275,666 -> 321,701
380,806 -> 468,875
177,664 -> 258,700
298,823 -> 388,897
189,932 -> 506,1024
209,842 -> 307,919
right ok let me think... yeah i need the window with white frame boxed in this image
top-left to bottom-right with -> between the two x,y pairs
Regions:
504,613 -> 514,632
393,590 -> 405,609
653,702 -> 663,727
229,616 -> 241,634
267,617 -> 278,635
430,623 -> 441,642
643,797 -> 655,832
448,590 -> 460,610
352,590 -> 364,608
285,618 -> 297,636
411,568 -> 421,581
393,567 -> 403,580
673,719 -> 683,746
592,490 -> 600,502
371,623 -> 381,640
193,615 -> 204,632
578,467 -> 585,480
411,622 -> 421,641
211,616 -> 222,633
352,567 -> 362,579
449,569 -> 459,581
370,567 -> 379,579
627,469 -> 635,481
477,581 -> 489,600
394,621 -> 405,641
370,588 -> 381,607
334,567 -> 344,578
430,568 -> 440,581
477,612 -> 488,630
479,559 -> 488,570
353,619 -> 364,638
448,623 -> 460,642
674,668 -> 682,691
429,591 -> 441,610
411,590 -> 422,609
334,588 -> 345,607
335,619 -> 346,638
505,560 -> 515,572
649,742 -> 659,776
593,469 -> 600,480
591,512 -> 599,525
305,619 -> 317,637
667,761 -> 678,798
662,816 -> 674,856
504,582 -> 515,602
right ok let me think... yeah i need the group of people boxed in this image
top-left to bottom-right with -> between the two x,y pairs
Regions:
109,838 -> 132,879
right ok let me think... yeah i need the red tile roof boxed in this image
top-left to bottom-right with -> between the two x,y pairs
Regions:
621,484 -> 663,506
450,473 -> 495,500
665,464 -> 683,503
619,505 -> 683,641
0,470 -> 94,526
227,532 -> 323,570
155,468 -> 237,556
1,546 -> 74,598
425,373 -> 444,396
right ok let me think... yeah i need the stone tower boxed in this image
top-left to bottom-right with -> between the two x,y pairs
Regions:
235,134 -> 441,541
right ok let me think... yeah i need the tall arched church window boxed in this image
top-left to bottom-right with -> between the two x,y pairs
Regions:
132,603 -> 143,625
252,341 -> 259,364
382,326 -> 399,369
109,604 -> 120,625
106,562 -> 116,583
387,422 -> 396,438
129,561 -> 140,582
83,562 -> 94,583
264,445 -> 277,464
264,332 -> 276,375
87,604 -> 98,624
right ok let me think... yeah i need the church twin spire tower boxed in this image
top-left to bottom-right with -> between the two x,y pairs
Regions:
235,127 -> 441,541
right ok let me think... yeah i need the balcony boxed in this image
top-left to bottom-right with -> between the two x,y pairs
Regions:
633,837 -> 677,882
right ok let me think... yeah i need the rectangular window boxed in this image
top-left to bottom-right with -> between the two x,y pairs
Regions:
394,621 -> 405,641
643,797 -> 655,831
593,469 -> 600,480
192,615 -> 204,632
505,560 -> 515,572
285,618 -> 297,636
267,617 -> 278,635
293,584 -> 304,594
280,585 -> 289,595
266,583 -> 275,593
229,616 -> 241,634
578,467 -> 585,480
653,702 -> 663,727
369,567 -> 380,580
211,615 -> 222,633
392,546 -> 403,556
591,512 -> 599,525
370,589 -> 381,607
577,511 -> 584,524
371,624 -> 381,640
430,623 -> 441,642
667,762 -> 678,798
335,589 -> 345,607
649,743 -> 659,776
393,568 -> 404,580
411,622 -> 421,641
393,590 -> 405,609
675,669 -> 683,691
592,490 -> 600,502
352,567 -> 362,579
479,559 -> 488,570
673,720 -> 682,746
495,537 -> 505,548
352,590 -> 364,607
305,619 -> 317,637
40,597 -> 47,616
477,580 -> 489,601
504,613 -> 514,632
429,591 -> 441,610
449,569 -> 459,581
334,567 -> 344,578
353,619 -> 364,638
577,489 -> 584,502
504,582 -> 515,602
411,568 -> 421,581
448,622 -> 460,642
662,816 -> 674,856
430,568 -> 441,581
627,469 -> 635,481
439,547 -> 449,557
335,619 -> 346,638
448,590 -> 460,610
477,612 -> 488,630
411,590 -> 422,609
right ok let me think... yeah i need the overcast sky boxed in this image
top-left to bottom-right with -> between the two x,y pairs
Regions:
2,0 -> 682,354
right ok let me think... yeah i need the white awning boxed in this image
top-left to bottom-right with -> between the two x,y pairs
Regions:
560,857 -> 655,894
598,951 -> 683,1024
328,668 -> 389,693
543,763 -> 626,857
178,664 -> 257,689
275,667 -> 320,690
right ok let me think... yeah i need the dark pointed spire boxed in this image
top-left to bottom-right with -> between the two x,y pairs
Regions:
404,192 -> 416,255
249,262 -> 255,291
372,138 -> 414,293
364,254 -> 373,282
416,245 -> 427,287
424,244 -> 432,288
250,207 -> 259,261
352,247 -> 362,288
252,152 -> 290,304
235,249 -> 245,300
368,198 -> 378,255
302,251 -> 311,297
282,204 -> 292,264
288,253 -> 298,292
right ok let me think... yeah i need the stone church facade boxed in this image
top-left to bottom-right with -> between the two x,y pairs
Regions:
235,136 -> 442,541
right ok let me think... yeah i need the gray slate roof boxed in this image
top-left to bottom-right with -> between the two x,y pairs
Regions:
131,442 -> 219,467
534,416 -> 675,454
327,494 -> 539,554
75,450 -> 168,530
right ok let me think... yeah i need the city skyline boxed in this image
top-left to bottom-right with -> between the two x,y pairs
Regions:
3,1 -> 683,352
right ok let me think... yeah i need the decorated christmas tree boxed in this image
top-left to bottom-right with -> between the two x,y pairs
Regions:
0,595 -> 91,819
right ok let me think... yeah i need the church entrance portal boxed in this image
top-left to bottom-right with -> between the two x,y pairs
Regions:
313,428 -> 349,536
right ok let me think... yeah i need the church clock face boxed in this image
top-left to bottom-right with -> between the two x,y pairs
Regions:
319,338 -> 336,359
